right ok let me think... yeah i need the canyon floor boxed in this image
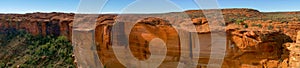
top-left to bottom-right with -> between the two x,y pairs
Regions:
0,8 -> 300,68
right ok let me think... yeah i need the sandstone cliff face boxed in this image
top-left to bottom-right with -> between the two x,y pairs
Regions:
224,30 -> 292,67
1,8 -> 300,68
0,13 -> 74,38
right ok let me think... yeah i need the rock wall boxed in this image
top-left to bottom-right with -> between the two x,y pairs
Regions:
285,31 -> 300,68
225,30 -> 292,68
0,13 -> 74,38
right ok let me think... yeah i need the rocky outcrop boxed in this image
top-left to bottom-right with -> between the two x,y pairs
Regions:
285,31 -> 300,68
224,29 -> 292,67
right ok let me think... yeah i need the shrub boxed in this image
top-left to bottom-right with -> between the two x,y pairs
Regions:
0,63 -> 5,67
268,25 -> 274,30
233,18 -> 246,25
229,18 -> 236,22
257,24 -> 262,28
251,23 -> 263,28
0,30 -> 75,67
281,20 -> 288,23
243,24 -> 248,28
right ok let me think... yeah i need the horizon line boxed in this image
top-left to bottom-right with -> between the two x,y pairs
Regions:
1,8 -> 300,14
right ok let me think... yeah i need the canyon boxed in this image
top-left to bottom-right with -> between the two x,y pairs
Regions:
1,8 -> 300,68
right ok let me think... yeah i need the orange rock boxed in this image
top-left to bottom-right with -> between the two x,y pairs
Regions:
297,31 -> 300,43
264,60 -> 279,68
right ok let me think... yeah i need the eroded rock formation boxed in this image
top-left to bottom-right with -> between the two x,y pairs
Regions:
284,31 -> 300,68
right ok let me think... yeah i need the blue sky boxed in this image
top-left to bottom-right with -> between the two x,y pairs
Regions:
0,0 -> 299,14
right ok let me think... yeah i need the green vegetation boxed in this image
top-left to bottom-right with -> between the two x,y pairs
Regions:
0,29 -> 75,68
231,18 -> 246,25
251,23 -> 262,28
281,20 -> 288,23
236,19 -> 245,24
268,25 -> 274,30
243,24 -> 249,28
257,24 -> 263,28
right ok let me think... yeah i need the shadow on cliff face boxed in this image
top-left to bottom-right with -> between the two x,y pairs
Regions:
0,27 -> 27,46
45,21 -> 61,36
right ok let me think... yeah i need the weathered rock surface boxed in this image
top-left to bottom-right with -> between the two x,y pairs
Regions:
224,29 -> 292,67
284,31 -> 300,68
